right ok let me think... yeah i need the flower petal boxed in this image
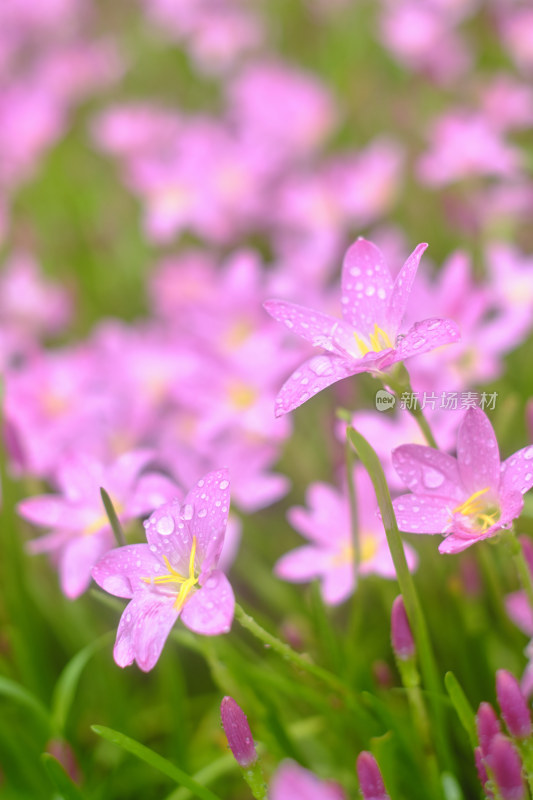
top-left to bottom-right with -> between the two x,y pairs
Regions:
114,593 -> 179,671
506,591 -> 533,637
144,500 -> 193,576
501,445 -> 533,496
387,242 -> 428,332
393,317 -> 461,362
273,353 -> 381,417
393,494 -> 453,534
321,563 -> 354,606
340,238 -> 393,332
263,299 -> 354,355
270,761 -> 346,800
92,544 -> 163,598
275,545 -> 328,581
128,472 -> 181,518
59,531 -> 113,599
392,444 -> 462,499
186,468 -> 230,573
17,495 -> 86,529
457,407 -> 501,494
180,570 -> 234,635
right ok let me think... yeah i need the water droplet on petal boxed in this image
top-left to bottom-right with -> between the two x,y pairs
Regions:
427,320 -> 441,330
524,446 -> 533,460
156,515 -> 174,536
365,285 -> 375,297
198,508 -> 207,518
219,479 -> 229,490
182,504 -> 194,521
423,467 -> 445,489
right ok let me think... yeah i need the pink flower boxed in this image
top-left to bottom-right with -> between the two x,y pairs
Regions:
270,761 -> 345,800
264,237 -> 460,416
275,468 -> 417,605
92,469 -> 235,671
392,408 -> 532,554
18,451 -> 177,598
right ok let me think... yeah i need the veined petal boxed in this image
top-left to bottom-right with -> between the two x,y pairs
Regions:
114,593 -> 179,671
263,299 -> 354,355
387,243 -> 428,332
501,445 -> 533,496
186,468 -> 230,573
392,445 -> 462,499
392,318 -> 460,362
438,529 -> 496,554
92,544 -> 163,598
180,570 -> 234,635
144,501 -> 194,576
457,407 -> 501,494
394,494 -> 453,534
340,238 -> 393,331
273,353 -> 384,417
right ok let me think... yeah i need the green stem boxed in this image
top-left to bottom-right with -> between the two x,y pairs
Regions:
345,436 -> 360,577
519,739 -> 533,798
233,603 -> 352,699
347,426 -> 453,774
241,762 -> 268,800
100,487 -> 126,547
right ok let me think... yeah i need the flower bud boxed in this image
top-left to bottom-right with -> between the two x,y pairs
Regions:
496,669 -> 532,739
220,696 -> 258,768
45,739 -> 81,783
476,702 -> 501,757
487,734 -> 525,800
390,596 -> 414,660
356,751 -> 390,800
519,536 -> 533,576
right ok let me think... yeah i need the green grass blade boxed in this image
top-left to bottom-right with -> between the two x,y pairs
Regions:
41,753 -> 86,800
51,632 -> 114,735
444,672 -> 477,748
91,725 -> 224,800
0,676 -> 51,732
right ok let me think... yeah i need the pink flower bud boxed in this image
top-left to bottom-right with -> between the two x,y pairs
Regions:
220,696 -> 258,768
391,596 -> 414,660
487,734 -> 525,800
477,702 -> 501,757
497,669 -> 532,739
45,739 -> 81,783
474,747 -> 493,799
519,536 -> 533,576
356,752 -> 390,800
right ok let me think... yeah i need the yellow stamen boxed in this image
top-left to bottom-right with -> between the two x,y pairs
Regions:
452,488 -> 500,533
227,381 -> 257,410
354,323 -> 393,357
142,537 -> 199,611
331,536 -> 379,565
453,488 -> 490,517
84,500 -> 124,537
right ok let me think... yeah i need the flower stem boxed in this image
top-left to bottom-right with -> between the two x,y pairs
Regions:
345,434 -> 360,578
347,426 -> 454,777
233,603 -> 352,699
381,364 -> 438,448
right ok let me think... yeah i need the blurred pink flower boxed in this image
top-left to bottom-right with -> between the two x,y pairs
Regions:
393,408 -> 531,554
18,451 -> 177,598
265,237 -> 460,416
417,111 -> 521,186
276,467 -> 417,605
270,761 -> 345,800
92,469 -> 234,671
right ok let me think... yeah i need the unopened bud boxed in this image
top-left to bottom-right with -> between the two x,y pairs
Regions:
477,702 -> 501,757
391,596 -> 414,660
220,696 -> 258,768
519,536 -> 533,576
497,670 -> 532,739
356,751 -> 390,800
487,734 -> 525,800
45,739 -> 81,783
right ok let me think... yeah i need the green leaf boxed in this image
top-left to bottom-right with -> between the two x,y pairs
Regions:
444,672 -> 477,748
41,753 -> 86,800
51,632 -> 114,735
91,725 -> 223,800
100,487 -> 126,547
0,676 -> 51,732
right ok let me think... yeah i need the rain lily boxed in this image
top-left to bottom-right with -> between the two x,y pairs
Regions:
275,467 -> 417,605
393,407 -> 532,554
264,237 -> 460,416
18,451 -> 177,598
92,469 -> 234,671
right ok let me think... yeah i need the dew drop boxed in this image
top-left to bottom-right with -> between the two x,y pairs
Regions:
350,267 -> 361,277
219,479 -> 229,490
156,515 -> 174,536
524,446 -> 533,460
198,508 -> 207,518
377,288 -> 386,300
197,479 -> 204,487
365,285 -> 375,297
427,320 -> 441,330
182,504 -> 193,521
423,467 -> 445,489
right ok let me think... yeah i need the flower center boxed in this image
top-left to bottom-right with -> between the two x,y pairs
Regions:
84,499 -> 124,537
142,536 -> 199,611
354,323 -> 393,357
452,487 -> 501,533
227,380 -> 257,410
332,536 -> 379,565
